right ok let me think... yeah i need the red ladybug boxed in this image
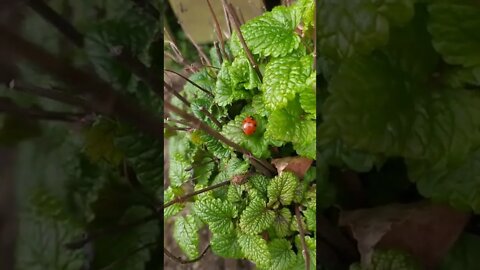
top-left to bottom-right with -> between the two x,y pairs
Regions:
242,116 -> 257,136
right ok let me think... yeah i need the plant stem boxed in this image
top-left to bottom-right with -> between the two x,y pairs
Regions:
160,180 -> 230,210
164,69 -> 214,98
0,97 -> 86,122
27,0 -> 84,47
164,245 -> 210,264
205,0 -> 229,61
8,80 -> 91,110
225,3 -> 262,81
295,204 -> 310,270
221,0 -> 232,37
184,31 -> 212,66
163,82 -> 221,129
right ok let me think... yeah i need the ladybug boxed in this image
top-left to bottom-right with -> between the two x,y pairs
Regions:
242,116 -> 257,136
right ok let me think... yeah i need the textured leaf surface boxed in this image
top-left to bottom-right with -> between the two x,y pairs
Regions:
234,6 -> 301,58
173,215 -> 199,259
408,148 -> 480,213
211,231 -> 244,259
215,61 -> 253,106
238,233 -> 271,268
265,99 -> 316,158
428,0 -> 480,68
271,208 -> 293,238
262,56 -> 313,111
268,239 -> 296,270
164,187 -> 184,219
194,198 -> 237,234
267,171 -> 298,206
240,198 -> 275,234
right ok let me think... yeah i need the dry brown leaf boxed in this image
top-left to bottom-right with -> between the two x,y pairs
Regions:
339,201 -> 470,269
271,157 -> 313,179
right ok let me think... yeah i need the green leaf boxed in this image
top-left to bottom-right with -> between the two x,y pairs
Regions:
320,54 -> 480,165
304,205 -> 316,233
211,231 -> 244,259
440,233 -> 480,270
262,56 -> 313,111
298,74 -> 316,115
168,153 -> 191,187
268,171 -> 299,207
215,61 -> 253,106
240,198 -> 275,235
199,131 -> 231,159
194,198 -> 237,234
295,0 -> 315,32
183,68 -> 216,100
265,98 -> 316,157
238,233 -> 271,268
271,208 -> 293,238
408,147 -> 480,213
268,239 -> 296,270
85,11 -> 155,89
191,155 -> 215,186
230,56 -> 261,90
248,174 -> 271,201
163,187 -> 184,219
233,5 -> 301,58
173,215 -> 199,259
428,0 -> 480,68
318,0 -> 414,60
84,119 -> 124,166
115,128 -> 164,194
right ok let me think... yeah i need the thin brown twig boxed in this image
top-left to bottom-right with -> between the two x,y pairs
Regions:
221,0 -> 232,37
160,180 -> 230,210
213,41 -> 223,65
225,3 -> 262,81
164,245 -> 211,264
184,31 -> 211,66
8,80 -> 91,110
163,83 -> 222,129
0,97 -> 86,122
205,0 -> 229,61
295,205 -> 310,270
27,0 -> 84,47
164,69 -> 214,97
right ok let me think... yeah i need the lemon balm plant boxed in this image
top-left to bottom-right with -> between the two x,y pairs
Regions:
164,0 -> 316,269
